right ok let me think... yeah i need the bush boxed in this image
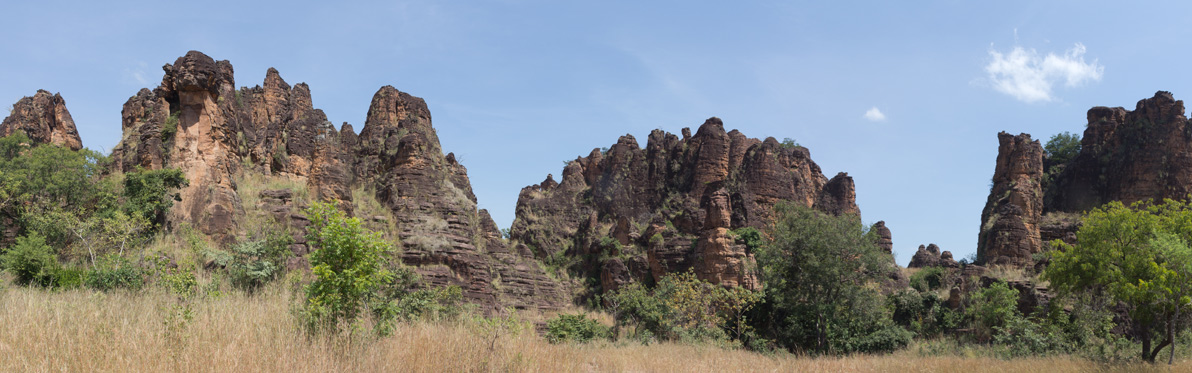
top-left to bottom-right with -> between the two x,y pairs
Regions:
371,267 -> 464,336
546,314 -> 610,344
1,233 -> 59,286
909,267 -> 946,292
608,271 -> 761,345
969,280 -> 1020,341
84,254 -> 144,291
226,232 -> 291,292
302,201 -> 393,334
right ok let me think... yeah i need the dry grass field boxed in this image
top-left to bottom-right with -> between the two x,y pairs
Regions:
1,283 -> 1190,373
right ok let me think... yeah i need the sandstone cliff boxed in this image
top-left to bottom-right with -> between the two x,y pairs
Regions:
108,51 -> 565,312
510,118 -> 865,294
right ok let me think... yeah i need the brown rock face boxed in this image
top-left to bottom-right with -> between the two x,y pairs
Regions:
977,132 -> 1043,266
1,90 -> 83,150
1049,91 -> 1192,211
511,117 -> 865,292
107,51 -> 566,312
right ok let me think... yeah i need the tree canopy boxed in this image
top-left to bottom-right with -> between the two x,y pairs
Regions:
1045,199 -> 1192,363
755,202 -> 909,354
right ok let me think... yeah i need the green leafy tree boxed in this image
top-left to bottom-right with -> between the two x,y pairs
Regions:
1044,199 -> 1192,363
1044,131 -> 1082,166
755,202 -> 910,354
302,201 -> 393,334
122,167 -> 187,232
0,132 -> 115,248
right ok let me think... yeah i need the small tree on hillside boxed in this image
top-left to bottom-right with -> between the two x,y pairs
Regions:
302,201 -> 393,334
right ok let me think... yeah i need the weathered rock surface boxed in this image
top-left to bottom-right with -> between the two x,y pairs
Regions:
1,90 -> 83,150
977,132 -> 1043,266
107,51 -> 566,312
511,117 -> 873,293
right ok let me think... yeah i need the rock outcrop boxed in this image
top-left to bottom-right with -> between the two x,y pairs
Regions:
1049,92 -> 1192,212
908,244 -> 958,268
108,51 -> 566,312
1,90 -> 83,150
980,91 -> 1192,266
977,132 -> 1043,266
511,117 -> 869,293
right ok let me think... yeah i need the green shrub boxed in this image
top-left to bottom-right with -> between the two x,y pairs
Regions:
226,232 -> 291,292
909,267 -> 946,292
608,271 -> 761,345
730,227 -> 763,251
546,313 -> 610,344
161,111 -> 179,142
887,289 -> 950,337
52,267 -> 85,289
302,201 -> 393,334
371,267 -> 464,336
969,280 -> 1020,342
84,254 -> 144,291
1,233 -> 59,286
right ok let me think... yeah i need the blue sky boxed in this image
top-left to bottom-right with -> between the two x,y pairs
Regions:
4,0 -> 1191,265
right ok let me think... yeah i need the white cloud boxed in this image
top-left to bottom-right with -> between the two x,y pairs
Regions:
863,107 -> 886,122
122,61 -> 150,86
985,42 -> 1104,103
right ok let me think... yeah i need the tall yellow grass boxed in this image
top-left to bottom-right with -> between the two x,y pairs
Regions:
0,284 -> 1188,372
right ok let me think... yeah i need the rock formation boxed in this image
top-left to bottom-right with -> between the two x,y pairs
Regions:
510,117 -> 868,293
980,91 -> 1192,266
107,51 -> 565,312
873,221 -> 893,254
1,90 -> 83,150
908,244 -> 958,268
1049,92 -> 1192,212
977,132 -> 1043,266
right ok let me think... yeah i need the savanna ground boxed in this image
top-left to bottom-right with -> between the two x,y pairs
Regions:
2,277 -> 1189,373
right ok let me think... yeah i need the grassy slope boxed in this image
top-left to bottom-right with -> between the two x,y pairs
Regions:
1,283 -> 1187,372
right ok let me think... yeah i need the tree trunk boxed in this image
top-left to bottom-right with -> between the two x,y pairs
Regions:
1142,326 -> 1153,363
1169,311 -> 1177,365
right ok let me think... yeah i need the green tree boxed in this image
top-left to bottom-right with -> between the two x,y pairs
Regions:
1044,199 -> 1192,363
0,132 -> 115,248
122,167 -> 187,232
302,201 -> 393,334
755,202 -> 910,354
1044,131 -> 1082,166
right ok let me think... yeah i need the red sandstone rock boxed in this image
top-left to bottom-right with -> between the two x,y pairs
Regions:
0,90 -> 83,150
